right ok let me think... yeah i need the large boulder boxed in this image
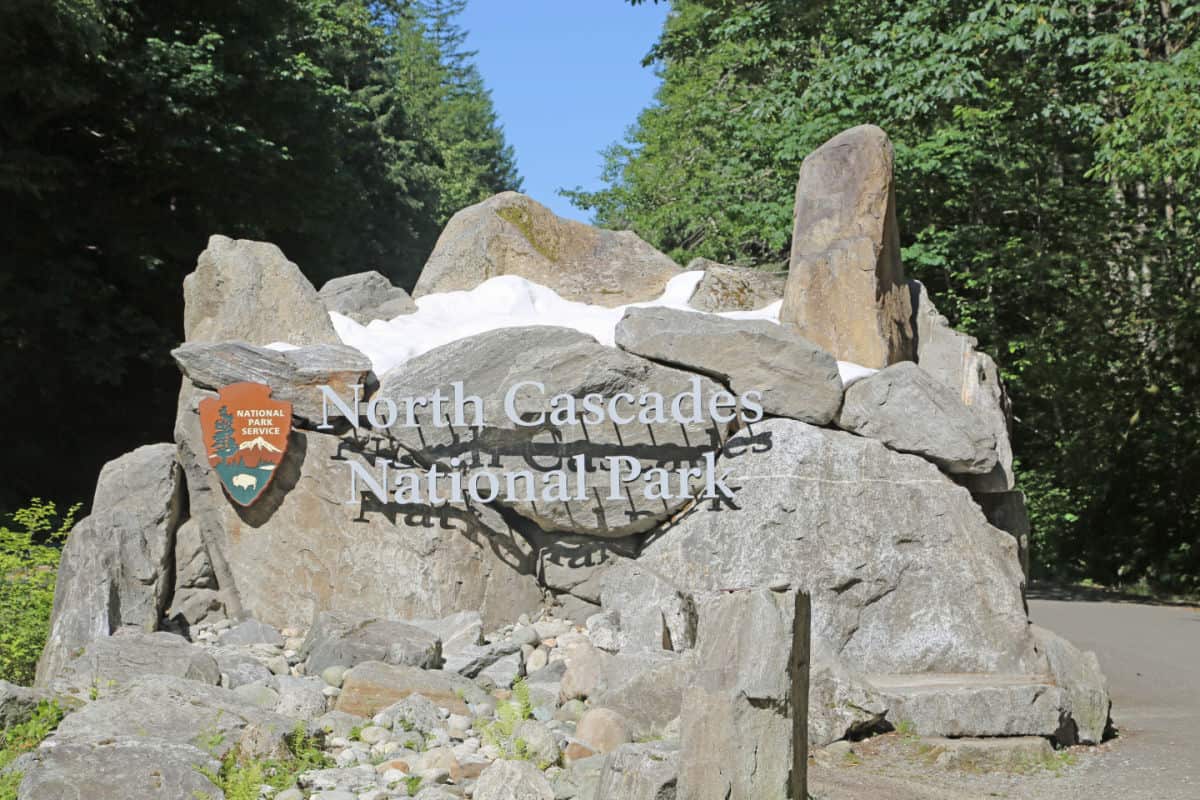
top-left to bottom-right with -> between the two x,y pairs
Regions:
36,444 -> 183,686
52,674 -> 295,758
474,759 -> 554,800
183,234 -> 339,346
373,326 -> 727,538
615,306 -> 843,425
319,270 -> 417,323
911,280 -> 1015,491
598,563 -> 696,654
1032,625 -> 1111,744
171,341 -> 373,424
836,361 -> 998,475
677,588 -> 808,800
588,652 -> 687,739
866,674 -> 1067,739
16,739 -> 221,800
780,125 -> 914,367
685,258 -> 785,312
334,661 -> 474,718
412,192 -> 680,306
595,741 -> 679,800
0,681 -> 52,729
300,610 -> 442,675
808,653 -> 888,747
47,629 -> 220,699
610,418 -> 1039,676
529,532 -> 638,605
174,380 -> 544,629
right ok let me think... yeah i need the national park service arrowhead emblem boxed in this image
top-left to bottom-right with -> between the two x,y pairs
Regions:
199,382 -> 292,507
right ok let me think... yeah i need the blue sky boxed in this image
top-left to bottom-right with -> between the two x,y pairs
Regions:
459,1 -> 670,222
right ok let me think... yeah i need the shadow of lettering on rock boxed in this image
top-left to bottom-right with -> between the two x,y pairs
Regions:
324,412 -> 734,537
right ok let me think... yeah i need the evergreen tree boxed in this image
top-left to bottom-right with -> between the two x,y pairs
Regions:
0,0 -> 518,512
579,0 -> 1200,591
211,407 -> 238,461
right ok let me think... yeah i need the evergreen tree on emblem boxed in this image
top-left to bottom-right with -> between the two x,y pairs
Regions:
211,405 -> 238,462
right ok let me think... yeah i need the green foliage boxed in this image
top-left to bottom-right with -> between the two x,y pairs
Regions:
582,0 -> 1200,592
197,722 -> 332,800
0,700 -> 66,800
405,774 -> 423,795
0,501 -> 79,685
480,678 -> 536,760
0,0 -> 519,513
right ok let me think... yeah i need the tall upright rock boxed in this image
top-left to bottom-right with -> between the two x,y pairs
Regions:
780,125 -> 914,368
37,445 -> 184,685
677,588 -> 809,800
183,235 -> 340,346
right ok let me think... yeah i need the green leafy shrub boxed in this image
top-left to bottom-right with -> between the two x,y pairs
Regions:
0,501 -> 79,685
480,679 -> 544,763
0,700 -> 66,800
197,722 -> 332,800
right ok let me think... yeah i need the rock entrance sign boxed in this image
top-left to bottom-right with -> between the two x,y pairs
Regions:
318,378 -> 761,509
198,381 -> 291,506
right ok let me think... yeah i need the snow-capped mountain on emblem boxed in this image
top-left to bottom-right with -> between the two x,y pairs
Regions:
238,436 -> 283,454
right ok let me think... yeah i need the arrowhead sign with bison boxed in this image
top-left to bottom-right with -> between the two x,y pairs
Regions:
199,382 -> 292,506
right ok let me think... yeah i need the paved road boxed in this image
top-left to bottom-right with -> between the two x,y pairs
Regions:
1028,593 -> 1200,799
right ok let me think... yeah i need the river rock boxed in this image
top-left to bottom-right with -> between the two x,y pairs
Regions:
319,270 -> 417,323
184,234 -> 338,346
413,191 -> 679,306
911,280 -> 1015,491
301,610 -> 442,675
837,361 -> 998,475
171,341 -> 373,424
780,125 -> 914,367
615,306 -> 843,425
36,444 -> 183,686
373,326 -> 727,538
686,258 -> 785,312
612,418 -> 1039,676
174,381 -> 543,629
